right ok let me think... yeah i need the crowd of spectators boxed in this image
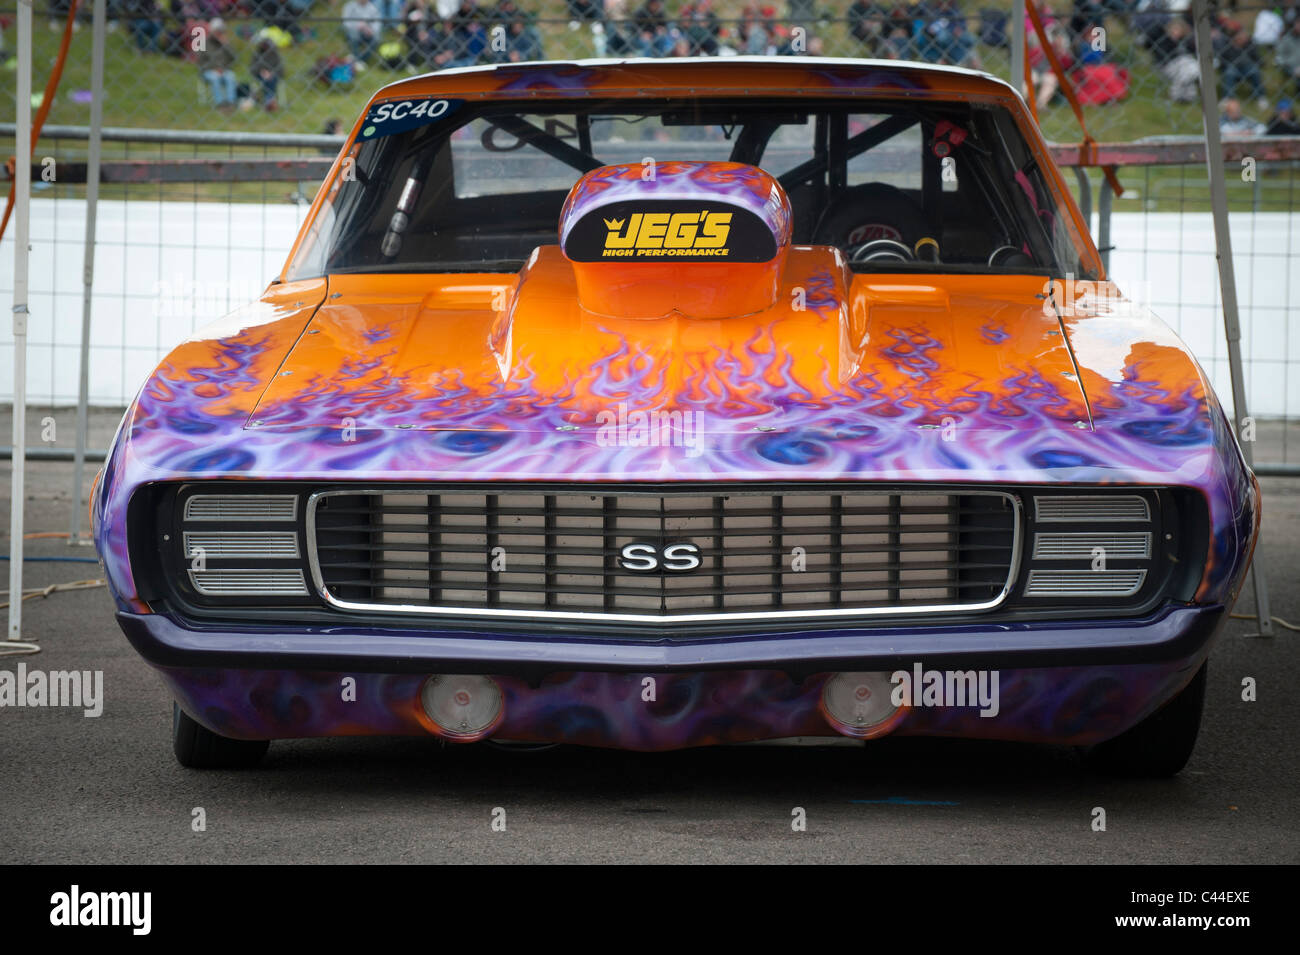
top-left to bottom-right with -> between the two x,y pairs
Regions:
1129,2 -> 1300,137
117,0 -> 293,110
102,0 -> 550,108
15,0 -> 1299,134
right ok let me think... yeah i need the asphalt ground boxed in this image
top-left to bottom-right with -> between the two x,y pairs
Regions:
0,425 -> 1297,864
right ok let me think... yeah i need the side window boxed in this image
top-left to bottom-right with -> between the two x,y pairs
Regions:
987,106 -> 1088,274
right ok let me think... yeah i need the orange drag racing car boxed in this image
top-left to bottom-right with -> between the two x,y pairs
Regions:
93,59 -> 1258,775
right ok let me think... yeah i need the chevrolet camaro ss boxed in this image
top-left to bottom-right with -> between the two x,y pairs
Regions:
92,58 -> 1259,775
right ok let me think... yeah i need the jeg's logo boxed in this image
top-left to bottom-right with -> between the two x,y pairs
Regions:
603,210 -> 732,256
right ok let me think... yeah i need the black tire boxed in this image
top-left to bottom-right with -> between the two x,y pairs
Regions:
1084,662 -> 1207,778
172,702 -> 270,769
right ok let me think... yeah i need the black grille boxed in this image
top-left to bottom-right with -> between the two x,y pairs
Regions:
308,488 -> 1018,620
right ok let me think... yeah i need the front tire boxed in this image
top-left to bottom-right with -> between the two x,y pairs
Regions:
1084,662 -> 1207,778
172,702 -> 270,769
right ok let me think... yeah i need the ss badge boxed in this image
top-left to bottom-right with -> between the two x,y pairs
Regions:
618,540 -> 703,573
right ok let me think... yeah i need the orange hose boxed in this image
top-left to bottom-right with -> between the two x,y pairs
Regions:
0,0 -> 81,244
1025,1 -> 1123,197
1024,28 -> 1038,124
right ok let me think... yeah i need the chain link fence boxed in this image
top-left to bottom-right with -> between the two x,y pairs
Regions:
1,1 -> 1299,142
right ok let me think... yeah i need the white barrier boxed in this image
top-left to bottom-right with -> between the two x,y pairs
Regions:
0,197 -> 307,407
1105,211 -> 1300,421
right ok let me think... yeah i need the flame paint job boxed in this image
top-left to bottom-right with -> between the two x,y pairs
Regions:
92,59 -> 1258,751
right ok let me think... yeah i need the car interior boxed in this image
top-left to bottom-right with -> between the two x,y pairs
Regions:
301,98 -> 1084,280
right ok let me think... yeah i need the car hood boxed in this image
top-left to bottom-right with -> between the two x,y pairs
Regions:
247,248 -> 1093,438
115,258 -> 1233,492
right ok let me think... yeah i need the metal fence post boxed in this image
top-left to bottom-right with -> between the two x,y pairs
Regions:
70,0 -> 108,546
1192,0 -> 1274,636
1073,167 -> 1092,228
1097,176 -> 1113,275
7,0 -> 33,643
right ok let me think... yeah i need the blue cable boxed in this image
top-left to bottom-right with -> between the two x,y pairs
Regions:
0,556 -> 100,563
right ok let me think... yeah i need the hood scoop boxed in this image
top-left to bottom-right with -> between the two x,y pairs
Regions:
558,161 -> 793,319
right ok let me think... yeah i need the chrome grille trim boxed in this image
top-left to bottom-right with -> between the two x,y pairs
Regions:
1030,532 -> 1151,560
1034,494 -> 1150,523
1024,569 -> 1147,597
183,494 -> 299,522
189,569 -> 309,596
304,488 -> 1022,624
182,531 -> 301,559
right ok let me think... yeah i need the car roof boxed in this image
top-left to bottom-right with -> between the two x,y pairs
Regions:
369,56 -> 1021,103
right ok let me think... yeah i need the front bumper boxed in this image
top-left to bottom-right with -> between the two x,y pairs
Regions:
120,604 -> 1221,676
122,604 -> 1224,750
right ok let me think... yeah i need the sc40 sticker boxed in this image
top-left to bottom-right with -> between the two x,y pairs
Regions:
360,98 -> 461,139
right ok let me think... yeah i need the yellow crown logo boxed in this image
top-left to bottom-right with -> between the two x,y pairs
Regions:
603,217 -> 625,231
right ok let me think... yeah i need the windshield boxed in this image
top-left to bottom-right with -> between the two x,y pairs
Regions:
287,96 -> 1089,279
